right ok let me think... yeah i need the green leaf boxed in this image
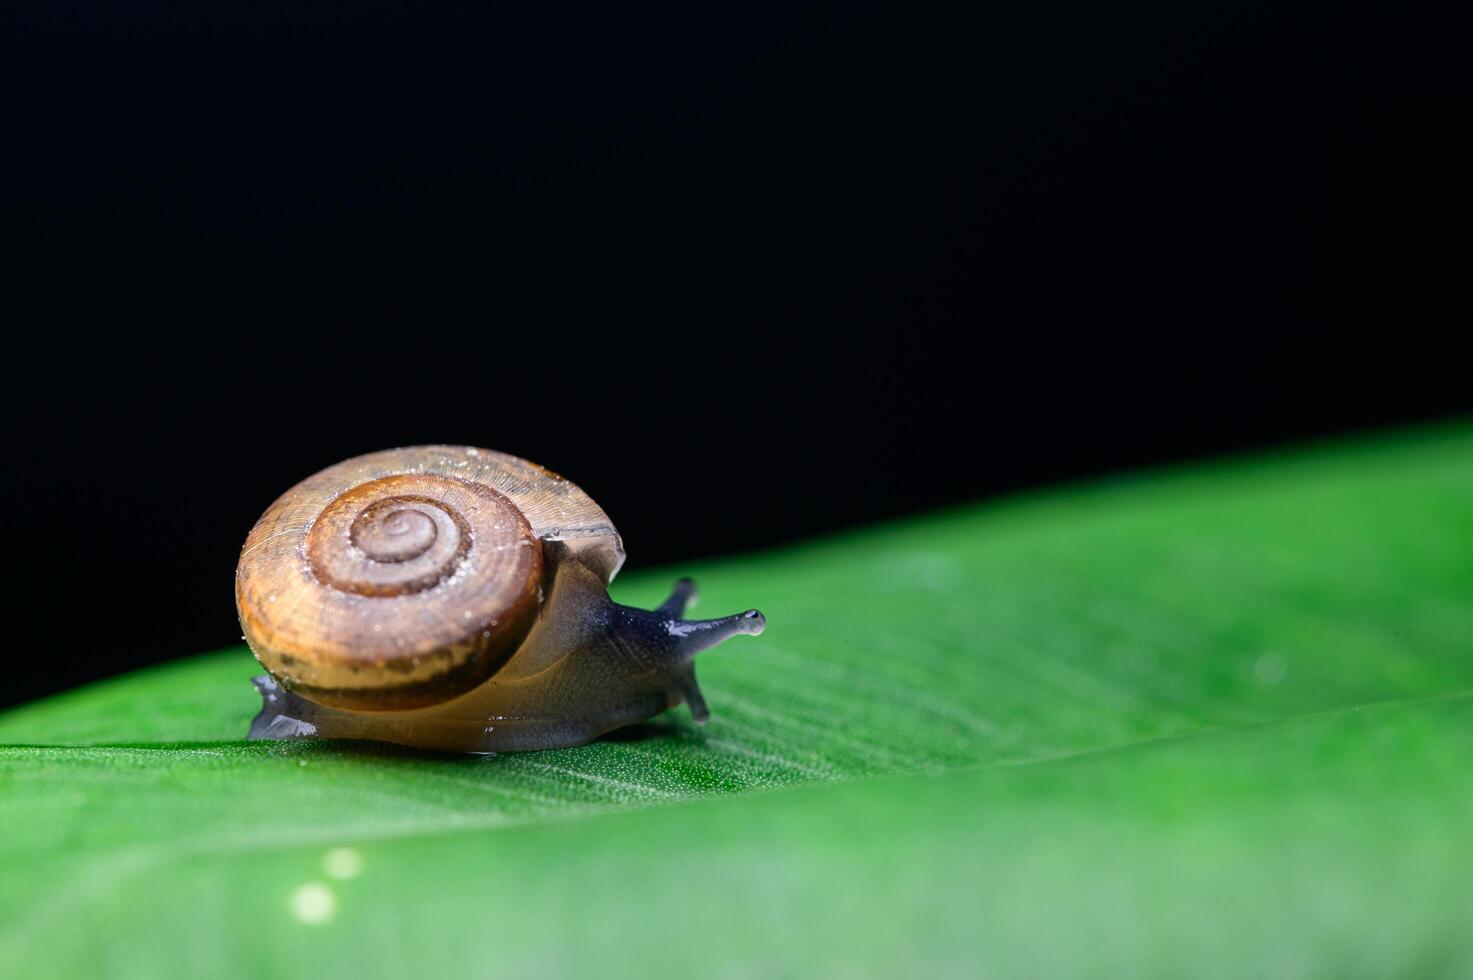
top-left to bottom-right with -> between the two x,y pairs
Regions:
3,423 -> 1471,977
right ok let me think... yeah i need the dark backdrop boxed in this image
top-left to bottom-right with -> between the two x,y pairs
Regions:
2,0 -> 1462,708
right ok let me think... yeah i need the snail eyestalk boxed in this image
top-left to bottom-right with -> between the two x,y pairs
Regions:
667,609 -> 767,661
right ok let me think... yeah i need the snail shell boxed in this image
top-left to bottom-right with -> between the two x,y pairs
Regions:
237,446 -> 763,752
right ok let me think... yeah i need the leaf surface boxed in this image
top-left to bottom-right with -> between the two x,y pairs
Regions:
3,425 -> 1471,977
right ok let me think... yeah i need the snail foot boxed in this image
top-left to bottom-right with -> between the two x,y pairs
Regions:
248,675 -> 320,740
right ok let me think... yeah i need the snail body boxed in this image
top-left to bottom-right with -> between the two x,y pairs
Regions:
237,446 -> 764,753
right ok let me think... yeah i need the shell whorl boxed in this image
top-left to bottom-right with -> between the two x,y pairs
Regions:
308,476 -> 486,597
236,446 -> 624,711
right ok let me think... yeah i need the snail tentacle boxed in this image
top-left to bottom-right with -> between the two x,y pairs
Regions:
624,583 -> 766,724
666,609 -> 767,661
655,577 -> 700,619
673,666 -> 710,724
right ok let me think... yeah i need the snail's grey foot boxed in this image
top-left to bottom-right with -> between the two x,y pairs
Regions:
656,577 -> 700,619
248,675 -> 321,740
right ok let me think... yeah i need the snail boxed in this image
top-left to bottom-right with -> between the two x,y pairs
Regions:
236,446 -> 765,752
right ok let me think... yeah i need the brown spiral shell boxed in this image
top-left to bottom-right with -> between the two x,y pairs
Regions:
236,446 -> 624,711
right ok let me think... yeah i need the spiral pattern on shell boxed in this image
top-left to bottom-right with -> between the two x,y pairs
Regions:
236,447 -> 624,711
308,477 -> 485,597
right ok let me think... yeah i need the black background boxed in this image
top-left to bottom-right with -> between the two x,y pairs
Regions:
2,0 -> 1463,708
